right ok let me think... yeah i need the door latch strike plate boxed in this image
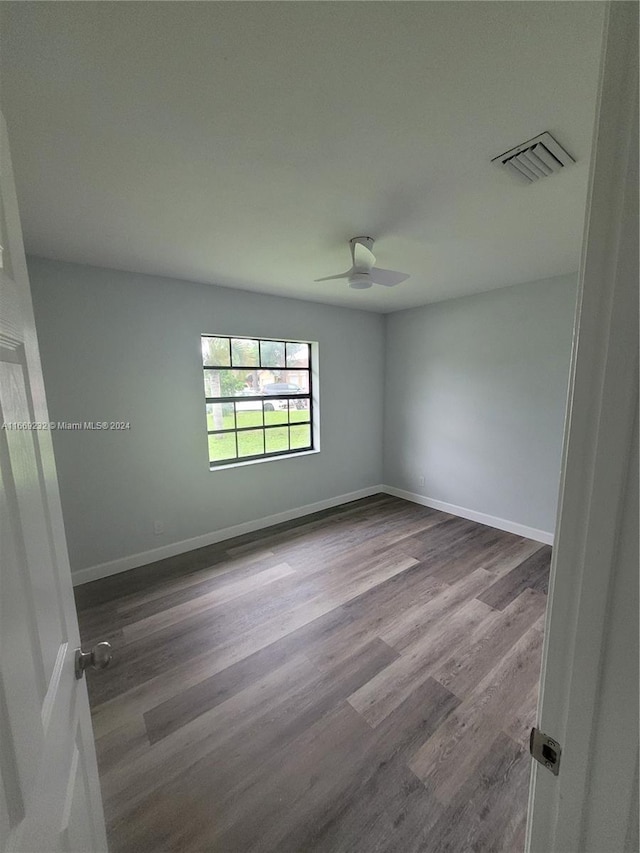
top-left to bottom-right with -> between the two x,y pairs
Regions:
530,727 -> 561,776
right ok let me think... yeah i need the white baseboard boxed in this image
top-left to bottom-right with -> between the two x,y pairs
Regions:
73,483 -> 553,586
381,485 -> 554,545
71,485 -> 385,586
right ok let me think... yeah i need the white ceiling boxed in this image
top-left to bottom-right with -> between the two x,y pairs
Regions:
1,2 -> 605,313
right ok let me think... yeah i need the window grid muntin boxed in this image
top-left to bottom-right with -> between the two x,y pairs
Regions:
202,335 -> 313,466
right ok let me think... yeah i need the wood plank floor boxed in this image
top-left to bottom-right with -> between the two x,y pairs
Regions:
75,495 -> 551,853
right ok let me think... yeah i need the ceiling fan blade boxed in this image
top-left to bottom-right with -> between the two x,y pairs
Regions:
352,241 -> 376,272
370,267 -> 410,287
314,270 -> 352,282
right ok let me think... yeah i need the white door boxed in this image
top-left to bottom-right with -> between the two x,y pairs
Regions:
527,3 -> 638,851
0,114 -> 108,852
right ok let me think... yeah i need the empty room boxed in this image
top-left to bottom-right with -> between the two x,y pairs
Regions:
1,2 -> 638,853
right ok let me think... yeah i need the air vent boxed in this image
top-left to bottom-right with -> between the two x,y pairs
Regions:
492,132 -> 575,183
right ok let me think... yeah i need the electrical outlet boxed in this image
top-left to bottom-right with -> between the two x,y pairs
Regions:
153,520 -> 164,535
418,476 -> 425,487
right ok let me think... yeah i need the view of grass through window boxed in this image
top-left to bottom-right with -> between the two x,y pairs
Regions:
202,335 -> 313,466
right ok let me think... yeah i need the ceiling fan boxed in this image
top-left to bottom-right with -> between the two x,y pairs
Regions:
315,237 -> 410,289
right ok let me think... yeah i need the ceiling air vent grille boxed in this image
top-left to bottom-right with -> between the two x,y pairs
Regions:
492,132 -> 575,183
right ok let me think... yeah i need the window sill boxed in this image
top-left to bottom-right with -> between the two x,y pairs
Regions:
210,448 -> 320,472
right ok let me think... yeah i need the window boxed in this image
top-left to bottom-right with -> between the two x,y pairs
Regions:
202,336 -> 314,467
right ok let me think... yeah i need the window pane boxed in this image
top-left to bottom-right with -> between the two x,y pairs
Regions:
235,404 -> 263,429
265,427 -> 289,454
261,375 -> 309,396
204,370 -> 217,398
209,433 -> 237,463
260,340 -> 285,368
203,335 -> 314,467
206,403 -> 234,431
237,429 -> 265,458
290,423 -> 311,449
202,336 -> 230,367
231,338 -> 259,367
289,399 -> 310,423
255,371 -> 282,394
206,369 -> 258,398
286,342 -> 309,368
285,372 -> 310,394
262,398 -> 288,423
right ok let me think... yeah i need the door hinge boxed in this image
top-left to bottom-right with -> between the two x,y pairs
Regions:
529,727 -> 562,776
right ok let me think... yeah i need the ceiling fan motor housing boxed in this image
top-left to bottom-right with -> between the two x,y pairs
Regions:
349,236 -> 375,255
348,272 -> 372,289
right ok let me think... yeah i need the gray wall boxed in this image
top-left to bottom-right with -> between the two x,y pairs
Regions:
383,274 -> 577,536
29,257 -> 576,577
28,257 -> 385,575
